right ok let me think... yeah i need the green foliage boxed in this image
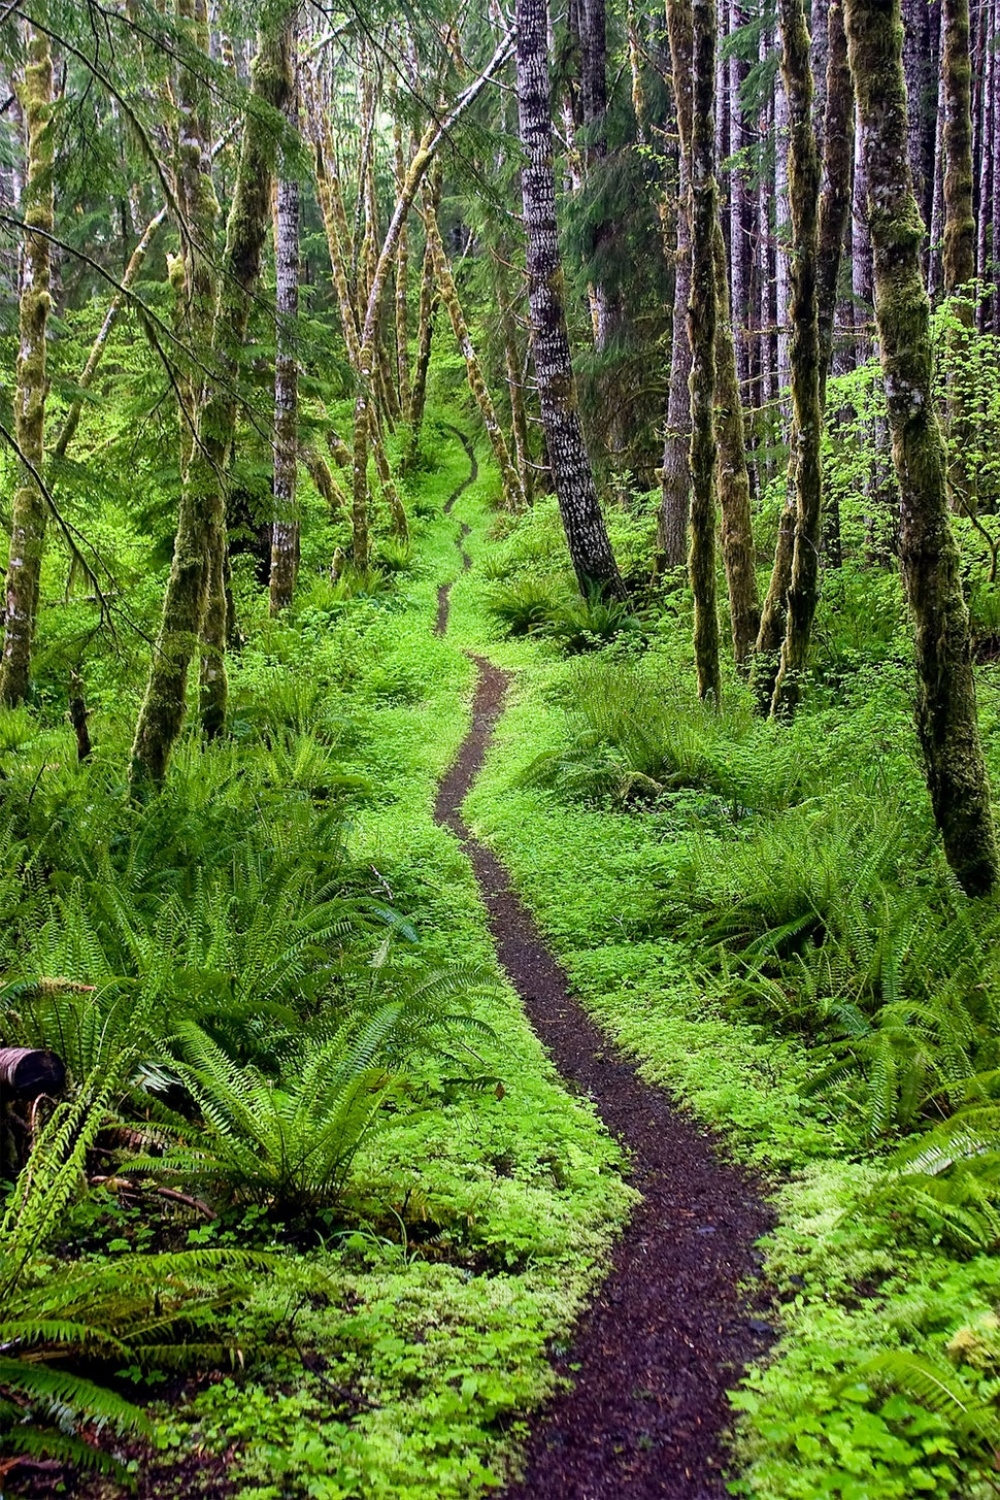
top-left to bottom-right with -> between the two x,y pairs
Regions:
126,966 -> 498,1217
0,1077 -> 261,1478
486,576 -> 570,636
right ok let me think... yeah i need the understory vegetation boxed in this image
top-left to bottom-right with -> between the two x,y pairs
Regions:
0,433 -> 632,1497
461,472 -> 1000,1499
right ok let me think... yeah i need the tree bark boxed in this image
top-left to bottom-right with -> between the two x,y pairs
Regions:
687,0 -> 722,702
0,21 -> 54,708
131,12 -> 295,787
843,0 -> 998,897
714,224 -> 760,671
269,26 -> 301,617
515,0 -> 625,598
658,0 -> 694,570
816,0 -> 854,408
771,0 -> 824,717
941,0 -> 976,299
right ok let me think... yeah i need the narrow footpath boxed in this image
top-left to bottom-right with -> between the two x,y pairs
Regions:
432,435 -> 772,1500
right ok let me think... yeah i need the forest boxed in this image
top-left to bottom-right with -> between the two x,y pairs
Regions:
1,0 -> 1000,1494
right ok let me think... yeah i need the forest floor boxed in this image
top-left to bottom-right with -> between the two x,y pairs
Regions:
430,444 -> 772,1497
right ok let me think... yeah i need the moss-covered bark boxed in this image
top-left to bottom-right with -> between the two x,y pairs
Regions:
771,0 -> 824,717
131,10 -> 294,786
686,0 -> 722,702
0,22 -> 53,708
844,0 -> 998,896
269,25 -> 301,618
942,0 -> 975,299
423,193 -> 524,511
815,0 -> 854,411
713,223 -> 760,671
658,0 -> 694,572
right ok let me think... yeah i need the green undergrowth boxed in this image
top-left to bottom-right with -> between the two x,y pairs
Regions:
1,428 -> 632,1498
456,491 -> 1000,1498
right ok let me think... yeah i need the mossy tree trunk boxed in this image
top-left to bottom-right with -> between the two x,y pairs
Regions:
658,0 -> 694,571
942,0 -> 976,300
816,1 -> 854,410
0,21 -> 54,708
771,0 -> 824,717
131,11 -> 294,787
686,0 -> 722,701
422,186 -> 524,511
515,0 -> 625,599
815,0 -> 854,566
713,222 -> 760,671
663,0 -> 757,665
269,18 -> 301,617
941,0 -> 976,510
843,0 -> 998,897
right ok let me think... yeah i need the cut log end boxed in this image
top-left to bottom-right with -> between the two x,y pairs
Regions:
0,1047 -> 67,1098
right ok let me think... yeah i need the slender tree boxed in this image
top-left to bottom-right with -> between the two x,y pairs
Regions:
131,11 -> 295,786
687,0 -> 722,701
0,21 -> 54,707
657,2 -> 694,570
269,14 -> 302,616
843,0 -> 998,896
771,0 -> 824,716
514,0 -> 625,598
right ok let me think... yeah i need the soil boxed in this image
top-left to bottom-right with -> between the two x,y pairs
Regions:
433,439 -> 773,1499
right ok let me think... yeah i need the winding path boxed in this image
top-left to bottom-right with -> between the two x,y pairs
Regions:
433,436 -> 771,1500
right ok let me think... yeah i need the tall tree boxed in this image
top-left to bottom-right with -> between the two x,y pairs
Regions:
514,0 -> 625,598
131,11 -> 295,787
269,14 -> 302,617
0,21 -> 54,708
687,0 -> 722,701
771,0 -> 824,716
843,0 -> 998,896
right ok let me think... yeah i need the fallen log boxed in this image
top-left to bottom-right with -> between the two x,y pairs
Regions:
0,1048 -> 67,1098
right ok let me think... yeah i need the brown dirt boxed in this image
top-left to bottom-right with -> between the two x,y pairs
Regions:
434,651 -> 772,1499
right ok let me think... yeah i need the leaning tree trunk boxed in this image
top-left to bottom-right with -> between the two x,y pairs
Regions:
269,27 -> 301,618
771,0 -> 824,717
422,190 -> 524,510
131,14 -> 294,787
515,0 -> 625,598
843,0 -> 998,897
0,22 -> 54,708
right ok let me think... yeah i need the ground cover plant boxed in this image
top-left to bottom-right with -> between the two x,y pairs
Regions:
4,1 -> 1000,1495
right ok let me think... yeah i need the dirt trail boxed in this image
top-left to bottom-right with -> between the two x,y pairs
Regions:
433,438 -> 772,1499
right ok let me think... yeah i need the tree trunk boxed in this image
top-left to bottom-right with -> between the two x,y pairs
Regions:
131,12 -> 295,787
843,0 -> 998,897
515,0 -> 625,598
658,0 -> 694,569
771,0 -> 824,717
714,224 -> 760,671
687,0 -> 722,702
269,30 -> 301,618
405,178 -> 441,463
942,0 -> 976,298
816,0 -> 854,408
0,22 -> 54,708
